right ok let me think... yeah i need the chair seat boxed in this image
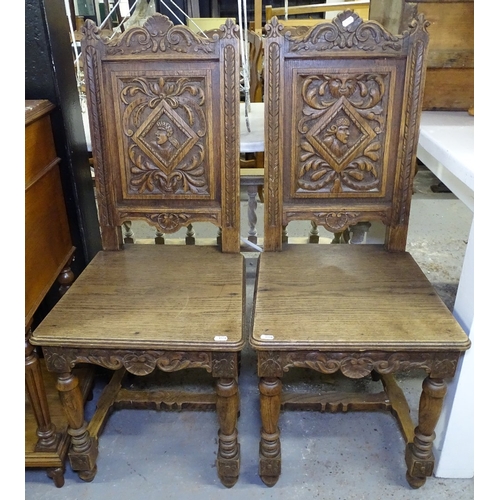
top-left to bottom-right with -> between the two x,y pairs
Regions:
251,244 -> 469,352
31,245 -> 244,351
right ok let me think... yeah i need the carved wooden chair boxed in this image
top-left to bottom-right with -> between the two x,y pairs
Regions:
250,12 -> 471,488
30,15 -> 243,488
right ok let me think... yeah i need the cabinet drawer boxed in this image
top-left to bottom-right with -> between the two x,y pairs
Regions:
25,115 -> 58,188
25,163 -> 73,320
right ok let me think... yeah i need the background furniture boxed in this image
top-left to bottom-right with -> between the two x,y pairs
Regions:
30,15 -> 244,488
25,100 -> 94,487
369,0 -> 474,111
417,110 -> 474,478
265,1 -> 371,26
250,12 -> 470,488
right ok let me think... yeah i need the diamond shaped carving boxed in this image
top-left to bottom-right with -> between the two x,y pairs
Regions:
133,100 -> 199,175
306,96 -> 376,172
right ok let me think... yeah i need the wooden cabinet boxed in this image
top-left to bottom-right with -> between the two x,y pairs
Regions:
25,100 -> 93,487
370,0 -> 474,111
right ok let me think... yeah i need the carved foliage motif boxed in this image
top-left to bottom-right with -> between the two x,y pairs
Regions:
104,15 -> 216,55
284,11 -> 404,53
257,351 -> 459,379
295,71 -> 389,195
121,76 -> 210,196
43,348 -> 213,376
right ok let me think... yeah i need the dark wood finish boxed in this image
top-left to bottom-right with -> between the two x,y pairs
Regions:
30,16 -> 243,488
251,12 -> 471,488
25,0 -> 101,266
25,100 -> 95,487
369,0 -> 474,110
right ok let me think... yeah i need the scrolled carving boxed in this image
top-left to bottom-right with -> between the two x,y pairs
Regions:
103,15 -> 216,55
216,18 -> 240,40
296,73 -> 388,195
43,348 -> 213,375
284,11 -> 404,53
156,352 -> 212,372
284,210 -> 388,233
120,76 -> 209,196
282,351 -> 459,379
146,212 -> 189,233
121,352 -> 160,375
120,211 -> 219,234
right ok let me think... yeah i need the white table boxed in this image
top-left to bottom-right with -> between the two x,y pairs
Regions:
240,102 -> 265,152
417,111 -> 474,479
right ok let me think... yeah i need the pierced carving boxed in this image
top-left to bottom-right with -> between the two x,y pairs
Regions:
120,76 -> 209,196
285,210 -> 389,233
104,15 -> 216,55
120,211 -> 219,234
284,11 -> 404,53
295,72 -> 389,195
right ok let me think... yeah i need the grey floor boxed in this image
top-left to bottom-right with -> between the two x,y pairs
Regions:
25,166 -> 474,499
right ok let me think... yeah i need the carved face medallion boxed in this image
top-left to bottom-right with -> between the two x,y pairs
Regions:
119,76 -> 210,197
294,72 -> 391,196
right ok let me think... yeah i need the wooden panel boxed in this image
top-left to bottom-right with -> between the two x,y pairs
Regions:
369,0 -> 474,110
25,165 -> 74,321
423,68 -> 474,110
25,115 -> 58,188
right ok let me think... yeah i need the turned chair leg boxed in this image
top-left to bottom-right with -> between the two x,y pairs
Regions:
258,377 -> 282,487
405,376 -> 447,488
215,377 -> 240,488
56,372 -> 98,482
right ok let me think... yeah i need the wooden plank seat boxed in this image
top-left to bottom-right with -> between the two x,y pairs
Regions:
30,15 -> 244,488
250,12 -> 471,489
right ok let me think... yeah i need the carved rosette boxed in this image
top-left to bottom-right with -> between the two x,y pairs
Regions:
119,75 -> 210,197
256,350 -> 459,379
43,348 -> 213,376
281,351 -> 459,379
284,210 -> 389,233
294,71 -> 389,196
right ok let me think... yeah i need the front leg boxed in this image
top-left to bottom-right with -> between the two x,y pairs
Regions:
215,377 -> 240,487
405,376 -> 447,488
258,376 -> 282,487
56,372 -> 98,482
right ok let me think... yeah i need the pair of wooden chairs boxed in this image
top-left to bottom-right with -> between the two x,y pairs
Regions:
30,12 -> 470,489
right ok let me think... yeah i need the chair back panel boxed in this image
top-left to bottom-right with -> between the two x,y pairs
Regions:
263,13 -> 429,251
82,15 -> 241,252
